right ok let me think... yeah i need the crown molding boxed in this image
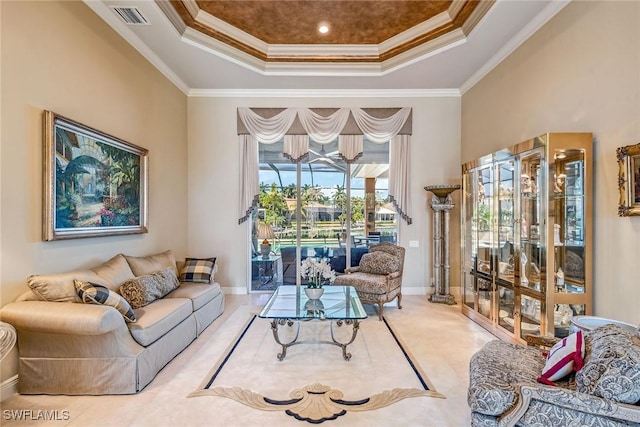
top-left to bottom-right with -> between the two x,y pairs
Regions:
188,88 -> 461,98
377,10 -> 452,53
462,0 -> 496,35
380,28 -> 467,74
460,0 -> 570,95
83,0 -> 190,95
187,2 -> 457,61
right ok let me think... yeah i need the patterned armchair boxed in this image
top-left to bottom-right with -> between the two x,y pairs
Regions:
468,324 -> 640,426
333,242 -> 404,320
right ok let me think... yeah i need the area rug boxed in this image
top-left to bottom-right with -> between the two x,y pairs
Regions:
188,313 -> 444,424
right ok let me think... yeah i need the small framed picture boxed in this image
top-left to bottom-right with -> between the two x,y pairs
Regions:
617,142 -> 640,216
43,111 -> 148,240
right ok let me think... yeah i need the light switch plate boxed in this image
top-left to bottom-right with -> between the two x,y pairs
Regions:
409,240 -> 419,248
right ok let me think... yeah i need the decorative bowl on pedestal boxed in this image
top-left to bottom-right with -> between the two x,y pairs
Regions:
305,287 -> 324,300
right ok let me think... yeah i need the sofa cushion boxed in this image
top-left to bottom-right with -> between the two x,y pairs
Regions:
74,280 -> 136,323
179,257 -> 217,283
91,254 -> 135,291
124,250 -> 177,277
358,251 -> 400,275
165,282 -> 222,311
576,324 -> 640,404
127,298 -> 192,346
537,330 -> 585,386
119,268 -> 180,309
27,270 -> 110,303
468,340 -> 546,417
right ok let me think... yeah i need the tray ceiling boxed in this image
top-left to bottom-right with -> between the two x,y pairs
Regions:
166,0 -> 494,64
85,1 -> 568,93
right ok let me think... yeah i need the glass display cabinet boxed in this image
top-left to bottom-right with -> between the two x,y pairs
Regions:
461,133 -> 592,342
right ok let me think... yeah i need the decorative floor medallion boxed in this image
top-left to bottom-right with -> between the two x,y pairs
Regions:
188,315 -> 444,424
190,383 -> 437,424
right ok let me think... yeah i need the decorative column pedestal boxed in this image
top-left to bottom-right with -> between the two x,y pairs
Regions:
425,185 -> 460,305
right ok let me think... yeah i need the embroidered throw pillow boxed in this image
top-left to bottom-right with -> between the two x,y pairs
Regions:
537,330 -> 584,386
179,257 -> 217,283
119,267 -> 180,309
576,324 -> 640,404
74,279 -> 136,323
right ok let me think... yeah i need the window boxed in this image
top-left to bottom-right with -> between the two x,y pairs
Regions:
249,138 -> 396,291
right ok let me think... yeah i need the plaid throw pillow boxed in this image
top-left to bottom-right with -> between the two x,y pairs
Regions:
179,257 -> 216,283
74,279 -> 136,323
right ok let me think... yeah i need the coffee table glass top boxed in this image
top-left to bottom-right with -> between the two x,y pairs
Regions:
258,285 -> 367,320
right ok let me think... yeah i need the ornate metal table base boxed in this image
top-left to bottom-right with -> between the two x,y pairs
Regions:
270,319 -> 360,361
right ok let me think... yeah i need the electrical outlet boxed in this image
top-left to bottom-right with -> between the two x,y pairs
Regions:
409,240 -> 419,248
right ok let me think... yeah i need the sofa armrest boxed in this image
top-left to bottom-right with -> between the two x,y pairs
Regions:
0,301 -> 125,335
499,383 -> 640,426
344,266 -> 361,274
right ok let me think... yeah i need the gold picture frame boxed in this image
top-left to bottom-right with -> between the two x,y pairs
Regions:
43,111 -> 149,240
617,142 -> 640,216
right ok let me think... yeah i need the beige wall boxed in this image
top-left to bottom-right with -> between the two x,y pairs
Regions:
462,1 -> 640,324
187,96 -> 461,294
0,1 -> 188,307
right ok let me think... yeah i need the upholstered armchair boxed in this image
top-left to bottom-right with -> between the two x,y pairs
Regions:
468,324 -> 640,426
333,242 -> 404,320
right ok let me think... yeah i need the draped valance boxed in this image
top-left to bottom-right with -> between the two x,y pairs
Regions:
237,107 -> 413,226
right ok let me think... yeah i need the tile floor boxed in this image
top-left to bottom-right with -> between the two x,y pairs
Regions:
1,294 -> 497,427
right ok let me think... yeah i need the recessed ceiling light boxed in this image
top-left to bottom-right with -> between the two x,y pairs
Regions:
318,24 -> 329,34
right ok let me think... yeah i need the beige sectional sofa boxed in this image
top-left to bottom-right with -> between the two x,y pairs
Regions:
0,250 -> 224,395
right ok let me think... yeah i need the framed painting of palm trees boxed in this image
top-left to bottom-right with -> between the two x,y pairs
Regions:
43,111 -> 148,240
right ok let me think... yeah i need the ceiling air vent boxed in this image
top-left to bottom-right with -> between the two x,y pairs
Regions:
111,7 -> 149,25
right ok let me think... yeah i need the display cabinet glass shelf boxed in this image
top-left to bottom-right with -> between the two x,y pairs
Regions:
461,133 -> 592,342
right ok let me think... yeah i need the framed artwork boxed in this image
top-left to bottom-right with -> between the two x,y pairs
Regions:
617,142 -> 640,216
43,111 -> 148,240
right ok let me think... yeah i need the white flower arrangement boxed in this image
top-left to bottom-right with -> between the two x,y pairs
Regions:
300,257 -> 336,288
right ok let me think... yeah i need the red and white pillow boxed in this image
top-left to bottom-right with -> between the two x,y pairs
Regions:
537,330 -> 585,386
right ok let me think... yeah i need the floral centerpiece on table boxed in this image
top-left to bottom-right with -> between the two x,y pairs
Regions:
300,257 -> 336,289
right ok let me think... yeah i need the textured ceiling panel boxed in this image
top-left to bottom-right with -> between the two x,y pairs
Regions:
196,1 -> 451,45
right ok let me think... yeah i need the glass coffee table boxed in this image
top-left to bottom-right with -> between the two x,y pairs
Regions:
258,285 -> 367,361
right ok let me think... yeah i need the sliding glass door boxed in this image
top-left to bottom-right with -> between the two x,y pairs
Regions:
249,138 -> 395,292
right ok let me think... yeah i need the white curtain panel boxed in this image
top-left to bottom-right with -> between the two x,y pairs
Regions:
338,135 -> 364,162
296,108 -> 350,145
350,107 -> 412,143
238,134 -> 259,224
283,135 -> 309,162
237,107 -> 297,144
237,107 -> 413,224
389,134 -> 413,224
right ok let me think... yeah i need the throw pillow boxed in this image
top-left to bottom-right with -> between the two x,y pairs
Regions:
74,279 -> 136,323
91,254 -> 135,291
537,330 -> 585,386
27,270 -> 110,303
179,257 -> 217,283
119,267 -> 180,309
358,251 -> 400,275
576,324 -> 640,404
123,250 -> 178,277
